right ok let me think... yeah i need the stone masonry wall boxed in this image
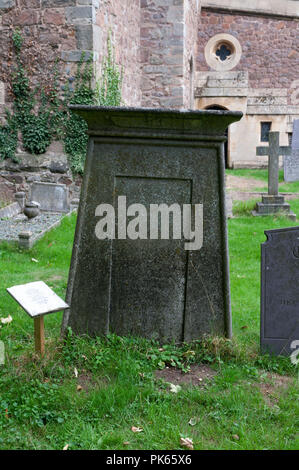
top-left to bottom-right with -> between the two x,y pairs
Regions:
183,0 -> 200,108
0,0 -> 142,203
140,0 -> 184,108
95,0 -> 141,107
0,0 -> 93,203
0,0 -> 99,114
197,9 -> 299,99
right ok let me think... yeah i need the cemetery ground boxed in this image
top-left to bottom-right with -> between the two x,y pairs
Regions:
0,183 -> 298,450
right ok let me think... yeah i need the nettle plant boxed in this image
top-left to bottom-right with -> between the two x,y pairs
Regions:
0,30 -> 123,174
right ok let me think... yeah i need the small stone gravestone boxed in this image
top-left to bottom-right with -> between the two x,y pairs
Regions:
30,182 -> 69,213
261,226 -> 299,356
62,106 -> 242,342
284,119 -> 299,183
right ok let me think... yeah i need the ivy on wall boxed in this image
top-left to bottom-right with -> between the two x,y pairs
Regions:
0,30 -> 123,175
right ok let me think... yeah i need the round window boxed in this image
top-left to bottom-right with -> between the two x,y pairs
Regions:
204,34 -> 242,71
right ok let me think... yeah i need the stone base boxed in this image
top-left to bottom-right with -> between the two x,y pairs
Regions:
261,195 -> 285,205
252,194 -> 296,221
252,202 -> 296,221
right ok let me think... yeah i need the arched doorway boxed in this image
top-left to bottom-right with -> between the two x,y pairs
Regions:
205,105 -> 229,168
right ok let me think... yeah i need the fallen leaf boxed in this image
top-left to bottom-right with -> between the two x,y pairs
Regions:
123,441 -> 130,445
232,434 -> 240,441
188,417 -> 198,426
74,367 -> 78,378
131,426 -> 143,433
77,385 -> 82,392
1,315 -> 13,325
169,383 -> 181,393
241,325 -> 248,330
82,355 -> 87,361
180,437 -> 194,450
63,444 -> 69,450
31,258 -> 39,263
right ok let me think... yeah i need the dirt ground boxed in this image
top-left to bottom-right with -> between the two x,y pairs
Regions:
257,372 -> 294,407
226,174 -> 265,191
226,174 -> 299,201
155,364 -> 217,387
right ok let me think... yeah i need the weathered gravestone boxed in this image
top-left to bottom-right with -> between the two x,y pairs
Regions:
62,106 -> 242,342
261,226 -> 299,356
253,132 -> 295,220
30,182 -> 69,213
284,119 -> 299,183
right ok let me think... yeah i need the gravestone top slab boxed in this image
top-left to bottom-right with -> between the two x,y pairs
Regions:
62,106 -> 242,342
69,105 -> 243,137
284,120 -> 299,183
261,225 -> 299,356
30,182 -> 69,213
7,281 -> 69,318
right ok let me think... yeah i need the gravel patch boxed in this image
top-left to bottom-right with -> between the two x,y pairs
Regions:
0,212 -> 63,242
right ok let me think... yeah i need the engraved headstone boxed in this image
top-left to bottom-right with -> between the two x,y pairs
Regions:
62,106 -> 242,342
30,182 -> 69,213
253,132 -> 295,220
261,226 -> 299,356
284,120 -> 299,183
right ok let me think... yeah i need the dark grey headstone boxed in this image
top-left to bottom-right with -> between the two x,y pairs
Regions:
261,226 -> 299,356
284,120 -> 299,183
62,106 -> 242,342
30,182 -> 69,213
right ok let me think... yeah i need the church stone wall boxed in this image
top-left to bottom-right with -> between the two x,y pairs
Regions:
197,10 -> 298,98
95,0 -> 141,107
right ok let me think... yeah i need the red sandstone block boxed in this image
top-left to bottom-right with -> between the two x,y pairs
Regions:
276,22 -> 285,29
44,9 -> 65,26
19,0 -> 40,8
209,17 -> 219,25
4,9 -> 41,26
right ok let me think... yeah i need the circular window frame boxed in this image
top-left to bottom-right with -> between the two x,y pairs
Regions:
204,34 -> 242,71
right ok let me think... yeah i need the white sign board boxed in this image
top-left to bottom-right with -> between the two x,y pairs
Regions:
7,281 -> 69,318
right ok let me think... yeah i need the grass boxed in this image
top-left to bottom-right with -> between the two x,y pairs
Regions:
0,211 -> 298,450
226,169 -> 299,193
0,200 -> 11,209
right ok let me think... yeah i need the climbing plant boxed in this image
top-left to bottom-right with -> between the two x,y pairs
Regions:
0,30 -> 123,175
64,34 -> 123,174
0,115 -> 18,162
95,33 -> 123,107
11,29 -> 57,155
63,53 -> 95,175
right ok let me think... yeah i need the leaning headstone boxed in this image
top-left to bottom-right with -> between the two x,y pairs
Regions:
30,182 -> 69,213
284,120 -> 299,182
62,106 -> 242,342
253,132 -> 295,220
261,226 -> 299,356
